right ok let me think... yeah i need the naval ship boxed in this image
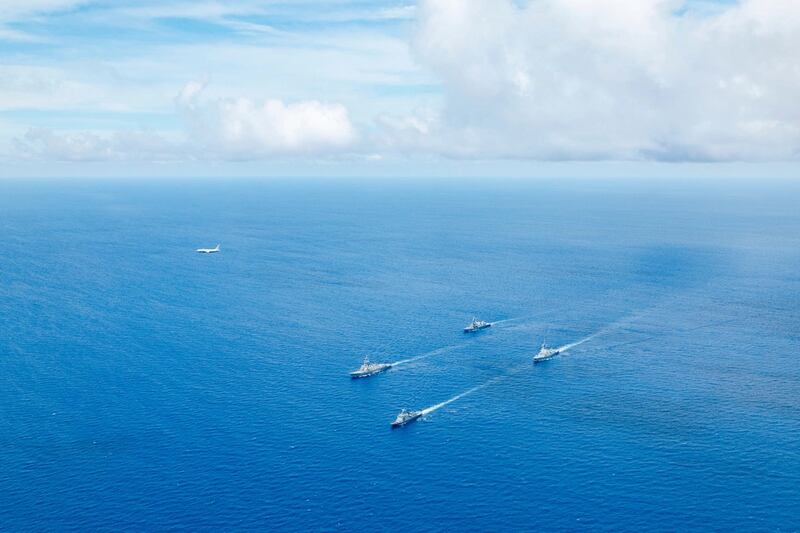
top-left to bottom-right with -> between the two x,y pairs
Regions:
533,341 -> 561,363
391,409 -> 423,428
464,317 -> 491,333
350,356 -> 392,378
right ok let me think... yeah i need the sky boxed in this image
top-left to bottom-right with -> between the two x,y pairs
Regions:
1,0 -> 799,178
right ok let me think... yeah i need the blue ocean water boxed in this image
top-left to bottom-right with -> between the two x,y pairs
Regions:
1,178 -> 799,531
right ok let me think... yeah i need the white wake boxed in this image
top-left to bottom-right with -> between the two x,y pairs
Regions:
555,332 -> 602,352
489,316 -> 525,326
419,380 -> 498,416
392,343 -> 469,367
419,364 -> 528,416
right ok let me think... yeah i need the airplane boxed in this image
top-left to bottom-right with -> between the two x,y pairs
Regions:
196,244 -> 220,254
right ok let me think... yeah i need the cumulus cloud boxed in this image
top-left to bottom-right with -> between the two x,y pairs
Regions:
406,0 -> 800,161
177,82 -> 358,158
12,83 -> 359,162
8,0 -> 800,166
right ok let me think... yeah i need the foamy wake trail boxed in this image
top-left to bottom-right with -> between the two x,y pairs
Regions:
553,311 -> 656,353
556,332 -> 602,352
490,316 -> 525,326
392,343 -> 467,367
420,364 -> 528,416
420,381 -> 494,416
494,310 -> 570,330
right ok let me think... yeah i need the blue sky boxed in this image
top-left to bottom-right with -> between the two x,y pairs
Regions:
1,0 -> 798,178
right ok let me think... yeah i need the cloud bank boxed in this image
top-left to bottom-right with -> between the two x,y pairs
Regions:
6,0 -> 800,167
14,83 -> 359,162
405,0 -> 800,161
14,127 -> 179,162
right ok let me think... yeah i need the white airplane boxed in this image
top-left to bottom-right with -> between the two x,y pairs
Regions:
196,244 -> 220,254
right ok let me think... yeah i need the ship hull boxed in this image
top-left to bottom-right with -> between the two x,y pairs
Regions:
391,414 -> 422,428
464,324 -> 491,333
533,351 -> 560,363
350,365 -> 391,378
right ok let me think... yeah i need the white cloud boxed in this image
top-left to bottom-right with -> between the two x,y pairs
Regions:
12,82 -> 359,162
84,1 -> 416,33
177,82 -> 358,158
0,65 -> 107,110
0,0 -> 88,40
0,0 -> 86,19
8,0 -> 798,168
408,0 -> 800,161
13,127 -> 180,161
0,1 -> 431,165
106,1 -> 268,23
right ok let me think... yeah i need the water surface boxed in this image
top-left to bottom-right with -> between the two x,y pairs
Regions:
1,178 -> 798,531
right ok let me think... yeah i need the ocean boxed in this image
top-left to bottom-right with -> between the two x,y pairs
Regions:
1,178 -> 799,531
